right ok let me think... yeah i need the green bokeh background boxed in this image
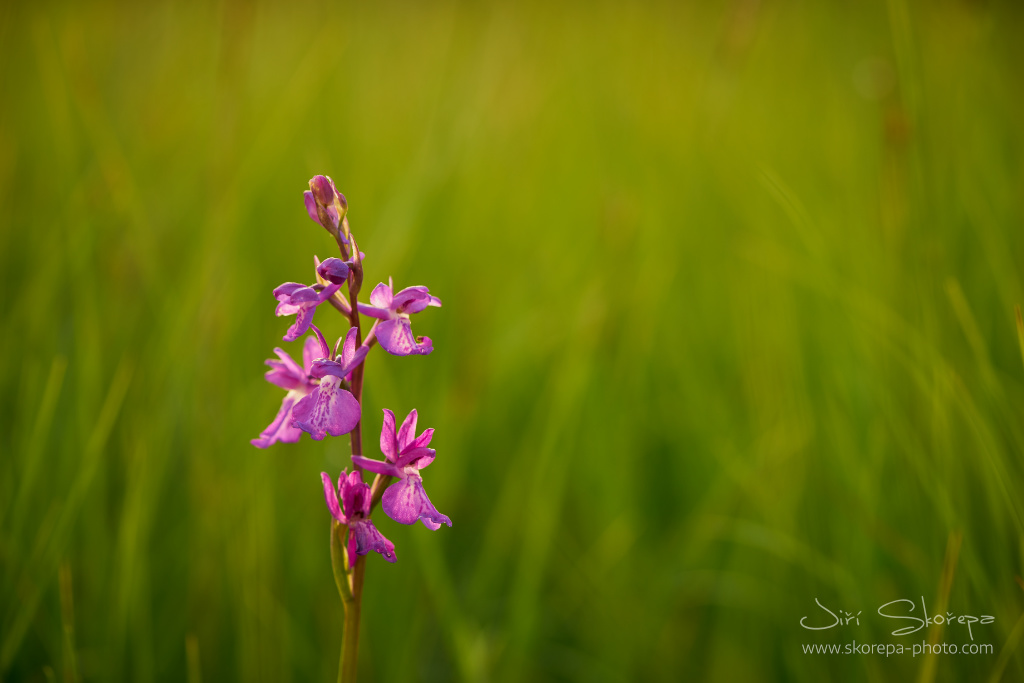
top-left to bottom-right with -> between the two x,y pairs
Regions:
3,1 -> 1024,681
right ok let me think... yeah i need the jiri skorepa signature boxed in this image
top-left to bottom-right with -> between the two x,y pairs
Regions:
800,597 -> 994,641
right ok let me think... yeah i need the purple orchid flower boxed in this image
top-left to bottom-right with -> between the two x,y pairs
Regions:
322,469 -> 396,564
304,175 -> 349,240
251,336 -> 321,448
352,409 -> 451,530
357,279 -> 441,356
274,281 -> 341,342
291,327 -> 367,440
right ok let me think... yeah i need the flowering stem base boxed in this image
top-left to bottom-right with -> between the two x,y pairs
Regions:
331,519 -> 367,683
341,557 -> 366,683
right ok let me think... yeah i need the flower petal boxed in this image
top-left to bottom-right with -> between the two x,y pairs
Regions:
309,358 -> 344,379
321,472 -> 346,523
282,305 -> 316,342
369,282 -> 393,309
316,282 -> 342,302
302,335 -> 322,374
395,447 -> 435,471
377,318 -> 432,356
280,285 -> 321,304
309,175 -> 336,207
414,335 -> 434,355
350,520 -> 396,563
251,394 -> 302,448
381,476 -> 451,529
391,286 -> 431,314
308,323 -> 331,360
340,327 -> 359,365
291,377 -> 361,440
380,409 -> 398,462
304,190 -> 319,224
341,470 -> 372,518
264,348 -> 307,391
409,427 -> 434,449
355,303 -> 391,320
397,409 -> 418,451
273,282 -> 307,300
351,455 -> 402,478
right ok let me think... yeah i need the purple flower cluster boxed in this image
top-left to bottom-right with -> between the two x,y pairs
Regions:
252,174 -> 450,566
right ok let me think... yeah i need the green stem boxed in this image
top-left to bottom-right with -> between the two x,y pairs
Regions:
339,556 -> 366,683
330,521 -> 353,604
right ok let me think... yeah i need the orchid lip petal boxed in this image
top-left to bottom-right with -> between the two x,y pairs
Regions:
350,519 -> 396,563
381,476 -> 451,529
251,393 -> 303,448
282,306 -> 316,342
291,377 -> 361,440
376,319 -> 426,356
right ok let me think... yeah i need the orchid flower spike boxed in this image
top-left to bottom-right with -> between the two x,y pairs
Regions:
322,469 -> 396,564
352,409 -> 451,530
357,279 -> 441,356
251,336 -> 321,448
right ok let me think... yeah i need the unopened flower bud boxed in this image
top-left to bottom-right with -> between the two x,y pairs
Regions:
304,175 -> 349,240
317,257 -> 350,285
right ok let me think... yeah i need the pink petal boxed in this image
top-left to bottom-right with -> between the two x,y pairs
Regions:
379,409 -> 398,462
341,327 -> 359,364
282,307 -> 314,342
397,409 -> 418,450
350,519 -> 396,563
408,427 -> 434,449
356,303 -> 391,320
321,472 -> 346,523
351,455 -> 402,478
369,282 -> 393,309
302,336 -> 321,374
391,286 -> 431,314
291,377 -> 361,440
381,476 -> 451,529
304,191 -> 318,224
377,319 -> 432,356
340,470 -> 372,518
251,394 -> 302,448
395,447 -> 435,471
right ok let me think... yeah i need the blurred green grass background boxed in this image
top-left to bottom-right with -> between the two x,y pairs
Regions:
2,0 -> 1024,681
